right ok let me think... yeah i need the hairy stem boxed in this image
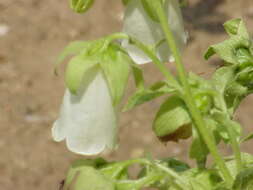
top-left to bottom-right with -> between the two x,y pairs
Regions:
154,1 -> 233,185
129,37 -> 181,90
105,33 -> 180,90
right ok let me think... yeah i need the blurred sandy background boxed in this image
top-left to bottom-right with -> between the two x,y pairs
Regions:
0,0 -> 253,189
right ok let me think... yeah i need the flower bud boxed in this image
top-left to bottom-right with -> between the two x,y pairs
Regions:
194,93 -> 213,114
70,0 -> 94,13
153,96 -> 192,142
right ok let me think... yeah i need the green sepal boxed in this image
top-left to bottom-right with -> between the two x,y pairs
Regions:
65,55 -> 98,94
123,81 -> 175,111
100,44 -> 131,107
122,0 -> 132,5
233,168 -> 253,190
61,36 -> 132,105
54,41 -> 90,75
70,0 -> 95,14
141,0 -> 161,22
153,96 -> 192,141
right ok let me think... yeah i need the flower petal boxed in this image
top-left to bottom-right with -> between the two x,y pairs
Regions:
52,67 -> 117,155
122,0 -> 187,64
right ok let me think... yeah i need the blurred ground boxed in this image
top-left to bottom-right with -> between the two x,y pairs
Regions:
0,0 -> 253,189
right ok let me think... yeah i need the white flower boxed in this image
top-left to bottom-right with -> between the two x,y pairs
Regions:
122,0 -> 187,64
52,67 -> 117,155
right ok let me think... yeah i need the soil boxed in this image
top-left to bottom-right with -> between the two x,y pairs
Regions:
0,0 -> 253,189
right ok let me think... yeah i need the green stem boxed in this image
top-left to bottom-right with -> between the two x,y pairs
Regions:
106,33 -> 181,90
155,162 -> 190,190
227,123 -> 242,172
129,38 -> 181,90
154,1 -> 233,185
119,159 -> 189,190
218,95 -> 242,172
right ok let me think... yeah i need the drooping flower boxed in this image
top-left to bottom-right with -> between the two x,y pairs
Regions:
52,67 -> 118,155
122,0 -> 187,64
52,42 -> 130,155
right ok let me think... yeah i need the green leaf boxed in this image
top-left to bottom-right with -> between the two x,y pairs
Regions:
123,81 -> 175,111
211,66 -> 246,114
212,66 -> 235,94
212,111 -> 242,143
64,158 -> 108,190
204,36 -> 249,64
70,0 -> 95,14
100,44 -> 131,106
220,153 -> 253,179
224,18 -> 249,39
225,81 -> 248,114
240,132 -> 253,143
54,41 -> 90,74
153,96 -> 192,141
73,167 -> 115,190
182,169 -> 222,190
233,168 -> 253,190
204,18 -> 251,65
189,128 -> 209,161
236,48 -> 253,68
65,55 -> 98,94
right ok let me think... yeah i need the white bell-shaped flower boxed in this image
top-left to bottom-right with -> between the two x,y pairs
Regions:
52,67 -> 117,155
122,0 -> 187,64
